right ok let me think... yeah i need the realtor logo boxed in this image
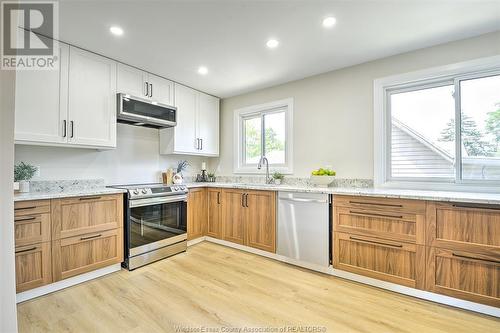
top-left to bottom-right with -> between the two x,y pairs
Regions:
1,1 -> 58,70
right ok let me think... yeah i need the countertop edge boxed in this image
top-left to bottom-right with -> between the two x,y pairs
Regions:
14,188 -> 127,202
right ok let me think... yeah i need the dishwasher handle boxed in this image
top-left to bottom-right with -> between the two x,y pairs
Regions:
279,197 -> 328,204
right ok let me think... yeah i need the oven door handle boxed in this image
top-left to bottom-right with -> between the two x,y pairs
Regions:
129,195 -> 188,208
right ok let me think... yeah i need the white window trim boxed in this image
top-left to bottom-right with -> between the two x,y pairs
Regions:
233,98 -> 294,174
374,55 -> 500,192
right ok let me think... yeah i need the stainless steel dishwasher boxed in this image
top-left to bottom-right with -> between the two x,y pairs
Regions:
277,192 -> 330,267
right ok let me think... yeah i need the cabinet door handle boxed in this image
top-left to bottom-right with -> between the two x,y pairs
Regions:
15,246 -> 37,254
349,236 -> 403,248
14,216 -> 37,222
149,83 -> 153,97
79,196 -> 102,201
241,193 -> 245,207
349,210 -> 403,219
452,253 -> 500,265
145,82 -> 149,97
244,193 -> 249,207
200,138 -> 203,150
15,206 -> 36,211
80,233 -> 102,241
217,192 -> 220,204
452,203 -> 500,211
63,120 -> 67,137
349,200 -> 403,208
70,121 -> 74,138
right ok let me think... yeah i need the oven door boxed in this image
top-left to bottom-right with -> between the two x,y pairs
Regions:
128,195 -> 187,257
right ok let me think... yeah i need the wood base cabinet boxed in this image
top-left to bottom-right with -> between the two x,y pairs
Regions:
15,242 -> 52,293
334,232 -> 425,288
222,189 -> 276,253
207,188 -> 222,239
426,247 -> 499,307
52,228 -> 123,281
187,188 -> 207,240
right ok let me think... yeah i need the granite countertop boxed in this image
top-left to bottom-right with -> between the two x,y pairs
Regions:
14,187 -> 127,202
184,182 -> 500,205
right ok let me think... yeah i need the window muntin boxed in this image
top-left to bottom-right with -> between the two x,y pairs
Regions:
386,72 -> 500,184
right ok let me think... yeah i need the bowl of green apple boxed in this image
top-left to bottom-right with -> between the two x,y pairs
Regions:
310,168 -> 336,187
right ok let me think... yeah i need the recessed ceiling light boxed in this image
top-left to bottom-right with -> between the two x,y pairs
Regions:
322,17 -> 336,28
198,66 -> 208,75
110,26 -> 124,36
266,39 -> 279,49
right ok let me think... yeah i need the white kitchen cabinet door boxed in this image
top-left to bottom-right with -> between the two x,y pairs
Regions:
68,47 -> 117,148
197,93 -> 220,156
148,74 -> 174,106
15,41 -> 69,144
117,63 -> 148,98
160,83 -> 197,154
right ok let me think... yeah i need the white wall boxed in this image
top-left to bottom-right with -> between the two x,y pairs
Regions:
0,49 -> 18,333
15,124 -> 213,185
216,31 -> 500,178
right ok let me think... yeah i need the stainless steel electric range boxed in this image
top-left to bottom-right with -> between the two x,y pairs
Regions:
109,183 -> 188,270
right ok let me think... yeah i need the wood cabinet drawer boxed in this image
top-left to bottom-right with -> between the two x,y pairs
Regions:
52,194 -> 123,240
14,200 -> 50,216
334,195 -> 426,215
14,213 -> 51,246
426,247 -> 500,307
52,228 -> 123,281
333,232 -> 424,288
15,242 -> 52,292
426,202 -> 500,256
334,206 -> 424,244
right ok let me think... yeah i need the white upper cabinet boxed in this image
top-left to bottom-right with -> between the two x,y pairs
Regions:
15,40 -> 69,145
68,47 -> 117,148
117,63 -> 148,98
160,83 -> 219,156
197,93 -> 220,155
117,64 -> 174,106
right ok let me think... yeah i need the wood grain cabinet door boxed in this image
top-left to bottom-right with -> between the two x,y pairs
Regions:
52,194 -> 123,240
244,191 -> 276,253
426,202 -> 500,256
15,242 -> 52,292
207,188 -> 222,239
187,188 -> 207,240
426,247 -> 500,307
334,232 -> 425,289
14,201 -> 51,247
222,189 -> 246,245
52,228 -> 123,281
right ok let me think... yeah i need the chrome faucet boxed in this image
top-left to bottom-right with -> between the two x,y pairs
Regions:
257,156 -> 272,184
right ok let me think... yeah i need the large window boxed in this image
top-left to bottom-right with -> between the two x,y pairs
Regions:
375,59 -> 500,189
234,99 -> 293,174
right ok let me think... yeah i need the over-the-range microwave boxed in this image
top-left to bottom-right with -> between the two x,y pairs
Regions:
117,93 -> 177,128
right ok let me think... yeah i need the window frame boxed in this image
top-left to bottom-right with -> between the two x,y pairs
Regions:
233,98 -> 293,174
374,55 -> 500,191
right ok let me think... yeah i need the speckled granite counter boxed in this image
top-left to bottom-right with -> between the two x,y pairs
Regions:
14,187 -> 127,202
184,182 -> 500,205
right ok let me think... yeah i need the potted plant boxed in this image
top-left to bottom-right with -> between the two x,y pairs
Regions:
14,162 -> 37,193
207,171 -> 216,182
272,171 -> 284,185
173,160 -> 190,184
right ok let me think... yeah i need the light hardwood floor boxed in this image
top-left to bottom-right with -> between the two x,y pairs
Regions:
18,242 -> 500,333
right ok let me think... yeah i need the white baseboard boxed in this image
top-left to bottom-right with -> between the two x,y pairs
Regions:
16,263 -> 121,303
191,237 -> 500,318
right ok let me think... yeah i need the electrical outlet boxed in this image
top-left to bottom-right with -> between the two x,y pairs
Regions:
34,166 -> 41,177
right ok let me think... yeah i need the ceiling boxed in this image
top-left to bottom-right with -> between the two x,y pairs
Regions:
57,0 -> 500,98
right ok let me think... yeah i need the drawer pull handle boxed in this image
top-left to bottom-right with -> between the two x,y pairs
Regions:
349,210 -> 403,219
451,203 -> 500,211
79,196 -> 102,201
452,253 -> 500,264
14,216 -> 37,222
349,236 -> 403,248
15,246 -> 37,254
80,234 -> 102,241
15,206 -> 36,211
349,201 -> 403,208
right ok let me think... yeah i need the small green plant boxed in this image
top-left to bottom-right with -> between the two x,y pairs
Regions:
272,171 -> 284,180
176,160 -> 190,173
14,162 -> 37,182
207,171 -> 216,178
